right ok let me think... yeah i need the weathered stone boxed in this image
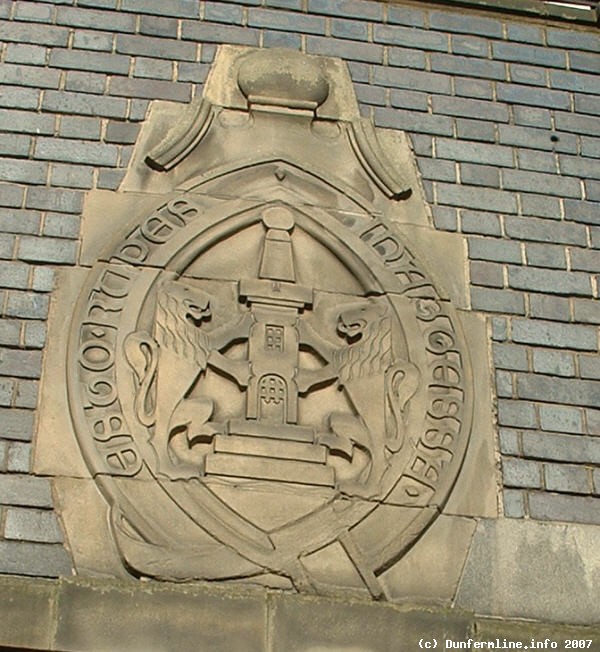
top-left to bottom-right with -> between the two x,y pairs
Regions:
380,514 -> 477,603
55,580 -> 267,652
456,518 -> 600,624
37,45 -> 476,598
0,576 -> 56,650
270,592 -> 472,651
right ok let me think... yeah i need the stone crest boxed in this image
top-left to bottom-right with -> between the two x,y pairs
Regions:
66,47 -> 473,597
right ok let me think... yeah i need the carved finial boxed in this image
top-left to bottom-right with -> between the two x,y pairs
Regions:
259,206 -> 296,282
238,49 -> 329,112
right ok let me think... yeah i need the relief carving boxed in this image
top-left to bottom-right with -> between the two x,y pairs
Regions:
66,47 -> 473,598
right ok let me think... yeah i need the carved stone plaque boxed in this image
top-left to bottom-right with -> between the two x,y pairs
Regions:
67,47 -> 473,598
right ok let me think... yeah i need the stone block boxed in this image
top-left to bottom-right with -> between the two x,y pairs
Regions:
565,199 -> 600,225
18,235 -> 78,264
0,158 -> 47,185
555,110 -> 600,137
64,70 -> 107,94
429,9 -> 502,37
546,28 -> 600,52
0,407 -> 35,441
522,431 -> 600,465
497,399 -> 537,429
374,66 -> 452,94
308,0 -> 383,20
579,355 -> 600,380
503,168 -> 581,199
498,83 -> 570,110
72,30 -> 114,52
33,268 -> 91,479
517,374 -> 599,408
139,14 -> 178,37
498,124 -> 577,153
444,311 -> 498,518
452,33 -> 488,57
528,294 -> 570,321
544,463 -> 590,494
492,41 -> 566,68
388,4 -> 425,25
0,474 -> 54,507
393,225 -> 468,308
7,440 -> 32,472
468,238 -> 522,264
532,349 -> 575,377
249,7 -> 326,34
5,43 -> 48,65
460,163 -> 500,188
529,492 -> 600,526
53,477 -> 126,578
506,23 -> 544,45
5,506 -> 64,543
475,616 -> 600,651
26,187 -> 84,214
0,576 -> 56,650
181,21 -> 261,47
502,457 -> 542,488
0,21 -> 69,47
470,287 -> 525,315
36,137 -> 119,167
270,593 -> 471,651
508,265 -> 591,296
387,46 -> 426,69
56,5 -> 136,31
512,319 -> 597,351
5,290 -> 49,319
553,70 -> 600,96
436,138 -> 514,167
331,16 -> 368,40
456,518 -> 600,623
54,580 -> 266,652
461,210 -> 502,236
43,90 -> 128,119
437,184 -> 517,214
380,515 -> 477,603
518,151 -> 558,175
58,115 -> 102,141
432,53 -> 506,81
0,540 -> 71,576
540,404 -> 584,434
374,24 -> 447,51
503,488 -> 525,518
120,0 -> 200,17
49,48 -> 130,75
375,107 -> 453,136
525,242 -> 566,268
496,370 -> 513,397
109,77 -> 191,102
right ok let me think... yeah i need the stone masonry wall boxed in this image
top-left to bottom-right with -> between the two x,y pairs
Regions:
0,0 -> 599,580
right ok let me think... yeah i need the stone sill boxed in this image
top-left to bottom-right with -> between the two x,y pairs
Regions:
2,575 -> 600,652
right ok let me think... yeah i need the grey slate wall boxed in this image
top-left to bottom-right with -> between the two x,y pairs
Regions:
0,0 -> 599,578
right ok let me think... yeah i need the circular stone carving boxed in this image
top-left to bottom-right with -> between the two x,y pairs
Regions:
68,189 -> 472,597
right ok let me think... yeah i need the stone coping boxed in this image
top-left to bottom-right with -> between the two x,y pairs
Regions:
1,575 -> 599,652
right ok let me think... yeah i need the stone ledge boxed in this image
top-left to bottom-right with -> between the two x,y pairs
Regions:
1,575 -> 600,652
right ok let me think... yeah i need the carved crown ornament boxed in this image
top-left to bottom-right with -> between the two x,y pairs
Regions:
64,47 -> 474,598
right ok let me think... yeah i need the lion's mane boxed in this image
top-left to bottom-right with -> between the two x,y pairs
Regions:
154,282 -> 211,368
334,304 -> 393,384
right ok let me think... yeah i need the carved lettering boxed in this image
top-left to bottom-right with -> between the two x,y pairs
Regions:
65,52 -> 473,592
104,443 -> 142,475
111,198 -> 201,265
